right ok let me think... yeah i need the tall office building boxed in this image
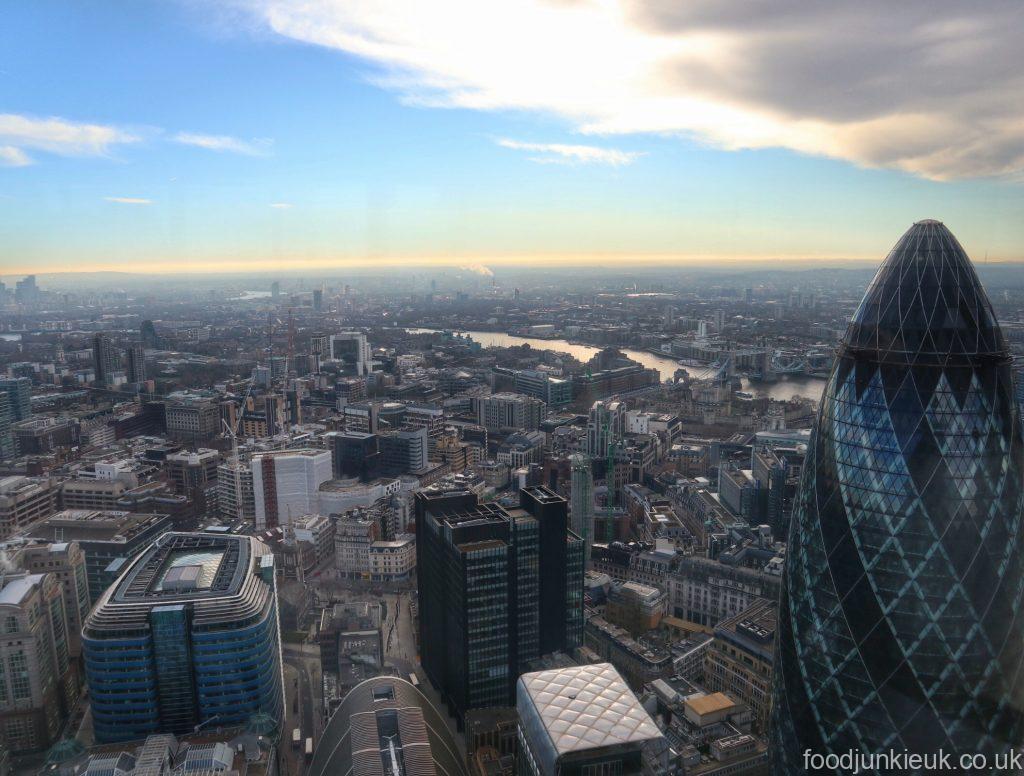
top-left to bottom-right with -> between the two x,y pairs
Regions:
125,342 -> 146,384
0,378 -> 31,423
0,571 -> 76,753
140,320 -> 159,348
771,221 -> 1024,771
477,393 -> 545,431
91,332 -> 119,385
6,539 -> 92,662
217,460 -> 256,524
328,332 -> 371,375
380,427 -> 428,475
517,663 -> 665,776
415,486 -> 583,723
82,532 -> 284,743
251,449 -> 332,530
0,394 -> 13,460
569,453 -> 593,561
308,676 -> 469,776
328,431 -> 381,480
14,275 -> 38,304
586,400 -> 625,456
310,333 -> 329,357
312,288 -> 323,311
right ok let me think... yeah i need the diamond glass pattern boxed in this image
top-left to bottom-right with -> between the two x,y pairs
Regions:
770,221 -> 1024,774
518,663 -> 662,775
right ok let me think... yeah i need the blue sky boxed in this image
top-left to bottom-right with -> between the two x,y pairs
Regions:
2,1 -> 1023,273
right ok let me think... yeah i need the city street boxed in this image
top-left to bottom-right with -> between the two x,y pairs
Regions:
281,642 -> 322,776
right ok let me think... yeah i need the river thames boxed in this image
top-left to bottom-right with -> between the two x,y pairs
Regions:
407,329 -> 826,402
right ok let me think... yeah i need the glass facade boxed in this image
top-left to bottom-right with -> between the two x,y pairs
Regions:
82,534 -> 283,744
150,605 -> 197,734
464,545 -> 511,709
83,633 -> 161,741
514,516 -> 540,669
771,221 -> 1024,772
415,487 -> 582,722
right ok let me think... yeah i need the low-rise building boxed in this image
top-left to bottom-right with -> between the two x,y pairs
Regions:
605,581 -> 667,636
335,515 -> 376,579
318,602 -> 383,708
583,614 -> 673,690
367,533 -> 415,582
669,555 -> 780,629
0,477 -> 57,540
289,513 -> 335,571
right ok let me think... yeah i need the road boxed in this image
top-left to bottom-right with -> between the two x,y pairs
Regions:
383,590 -> 417,662
281,642 -> 323,776
284,647 -> 315,738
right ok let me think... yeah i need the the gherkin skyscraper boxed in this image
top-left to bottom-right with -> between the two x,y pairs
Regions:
771,220 -> 1024,773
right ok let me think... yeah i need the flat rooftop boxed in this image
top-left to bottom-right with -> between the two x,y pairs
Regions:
685,692 -> 736,717
24,510 -> 168,544
113,533 -> 247,602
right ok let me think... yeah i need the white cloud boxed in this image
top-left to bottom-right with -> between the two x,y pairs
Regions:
104,197 -> 152,205
497,138 -> 640,166
0,146 -> 31,167
269,202 -> 293,209
174,132 -> 272,155
235,0 -> 1024,180
0,113 -> 140,163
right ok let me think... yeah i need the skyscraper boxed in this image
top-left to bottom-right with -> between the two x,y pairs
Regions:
0,570 -> 75,753
328,331 -> 371,375
125,342 -> 146,384
586,400 -> 625,456
327,430 -> 381,480
0,393 -> 13,460
569,453 -> 593,560
140,319 -> 159,349
91,332 -> 118,385
415,486 -> 583,723
251,448 -> 332,529
0,378 -> 31,423
771,221 -> 1024,771
82,532 -> 284,743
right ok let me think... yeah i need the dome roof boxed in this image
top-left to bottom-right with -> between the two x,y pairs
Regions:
844,220 -> 1006,363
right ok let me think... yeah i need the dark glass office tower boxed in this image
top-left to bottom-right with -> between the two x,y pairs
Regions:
771,221 -> 1024,772
415,486 -> 583,724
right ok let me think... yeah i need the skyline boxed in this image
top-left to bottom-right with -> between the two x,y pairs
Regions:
4,1 -> 1024,273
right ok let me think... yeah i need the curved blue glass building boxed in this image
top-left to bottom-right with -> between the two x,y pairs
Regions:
82,532 -> 284,743
771,221 -> 1024,772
